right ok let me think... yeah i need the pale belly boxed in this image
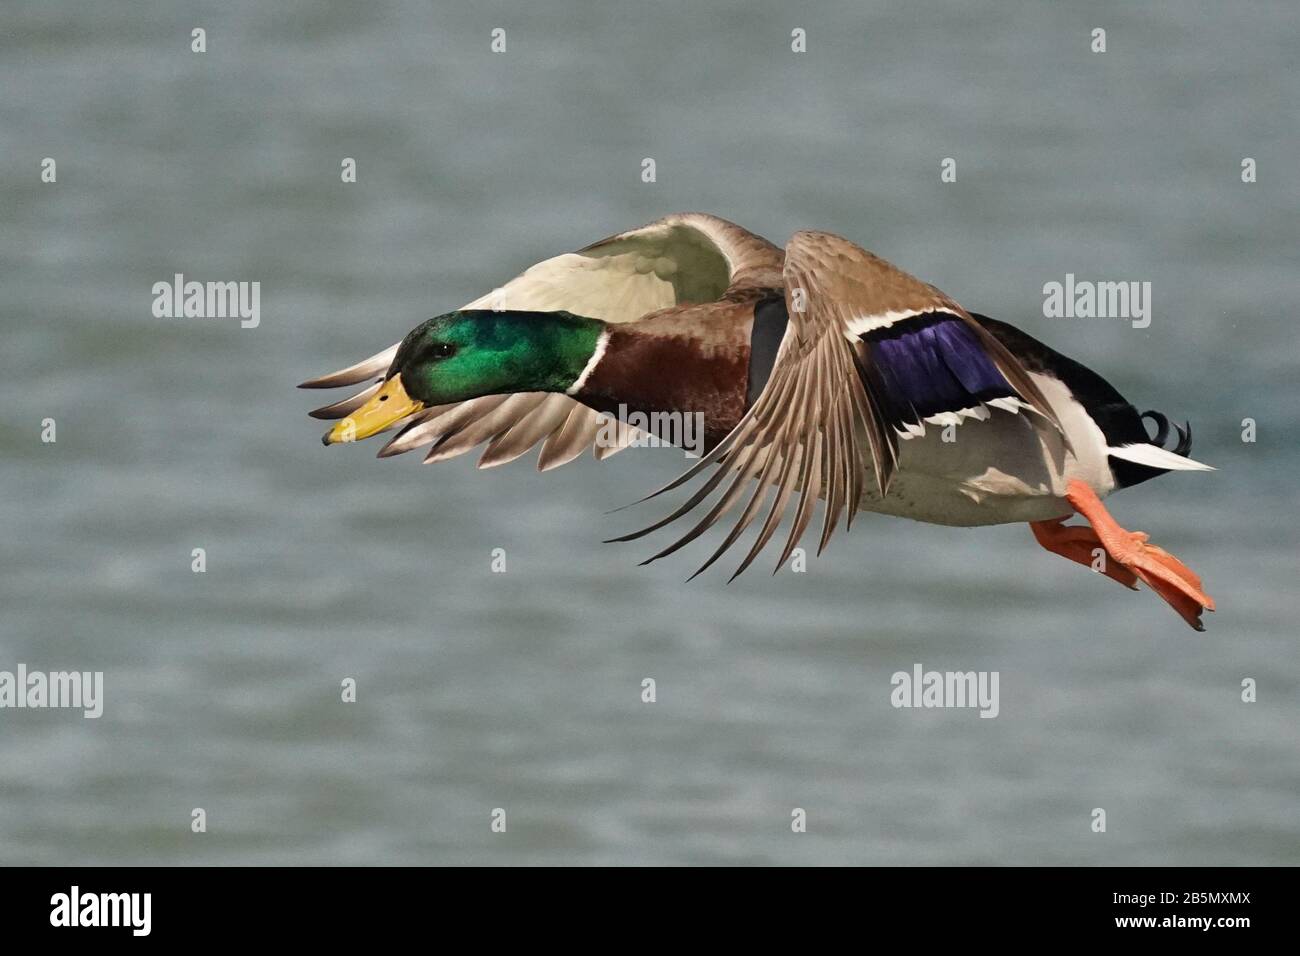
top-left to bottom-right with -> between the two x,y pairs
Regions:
853,375 -> 1116,528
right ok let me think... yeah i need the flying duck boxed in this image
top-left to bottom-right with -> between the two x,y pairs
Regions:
301,213 -> 1216,629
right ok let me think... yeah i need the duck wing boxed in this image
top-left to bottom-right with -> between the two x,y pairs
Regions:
300,213 -> 783,470
611,230 -> 1067,576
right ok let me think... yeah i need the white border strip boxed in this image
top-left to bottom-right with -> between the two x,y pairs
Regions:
567,328 -> 610,395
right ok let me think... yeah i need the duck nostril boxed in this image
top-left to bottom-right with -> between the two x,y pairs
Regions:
379,395 -> 388,402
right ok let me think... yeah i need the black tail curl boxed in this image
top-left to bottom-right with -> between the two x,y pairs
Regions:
1140,410 -> 1192,457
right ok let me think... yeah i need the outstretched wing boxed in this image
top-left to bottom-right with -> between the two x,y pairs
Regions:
610,230 -> 1067,576
301,213 -> 783,470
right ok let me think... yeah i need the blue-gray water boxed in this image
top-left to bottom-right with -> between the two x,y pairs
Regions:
1,1 -> 1297,865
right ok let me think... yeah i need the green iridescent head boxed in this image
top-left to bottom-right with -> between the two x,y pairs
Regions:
324,309 -> 604,444
393,309 -> 603,404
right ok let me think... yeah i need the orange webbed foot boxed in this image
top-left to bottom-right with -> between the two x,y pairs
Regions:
1029,518 -> 1140,591
1029,481 -> 1211,632
1103,531 -> 1215,631
1059,479 -> 1215,631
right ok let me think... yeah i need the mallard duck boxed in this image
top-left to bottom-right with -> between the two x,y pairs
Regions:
301,213 -> 1216,629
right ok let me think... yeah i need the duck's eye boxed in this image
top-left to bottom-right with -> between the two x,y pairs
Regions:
430,342 -> 456,358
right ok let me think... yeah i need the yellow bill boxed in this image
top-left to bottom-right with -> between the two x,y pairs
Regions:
323,374 -> 424,445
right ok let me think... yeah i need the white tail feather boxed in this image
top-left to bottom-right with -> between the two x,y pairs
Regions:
1108,443 -> 1214,471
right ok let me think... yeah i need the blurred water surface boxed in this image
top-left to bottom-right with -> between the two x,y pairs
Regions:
1,1 -> 1297,864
